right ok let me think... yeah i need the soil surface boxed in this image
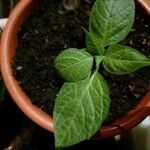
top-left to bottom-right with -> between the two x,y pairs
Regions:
14,0 -> 150,122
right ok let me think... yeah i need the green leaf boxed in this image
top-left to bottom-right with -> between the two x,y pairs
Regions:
84,29 -> 104,55
55,48 -> 93,82
54,72 -> 110,148
103,44 -> 150,74
89,0 -> 135,46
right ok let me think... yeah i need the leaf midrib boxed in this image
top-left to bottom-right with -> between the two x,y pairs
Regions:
102,0 -> 116,46
58,72 -> 99,145
58,57 -> 92,73
104,56 -> 150,64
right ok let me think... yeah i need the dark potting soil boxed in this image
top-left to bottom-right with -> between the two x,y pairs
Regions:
14,0 -> 150,123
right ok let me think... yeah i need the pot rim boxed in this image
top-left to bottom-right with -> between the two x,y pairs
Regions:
0,0 -> 150,138
0,0 -> 53,132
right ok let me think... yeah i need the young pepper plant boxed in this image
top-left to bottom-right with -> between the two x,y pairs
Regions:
54,0 -> 150,148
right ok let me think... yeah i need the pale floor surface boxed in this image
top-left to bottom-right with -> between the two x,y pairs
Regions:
115,116 -> 150,150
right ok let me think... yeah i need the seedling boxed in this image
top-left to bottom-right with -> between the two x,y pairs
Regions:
54,0 -> 150,148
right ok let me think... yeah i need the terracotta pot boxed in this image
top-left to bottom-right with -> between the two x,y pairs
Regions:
0,0 -> 150,139
138,0 -> 150,15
